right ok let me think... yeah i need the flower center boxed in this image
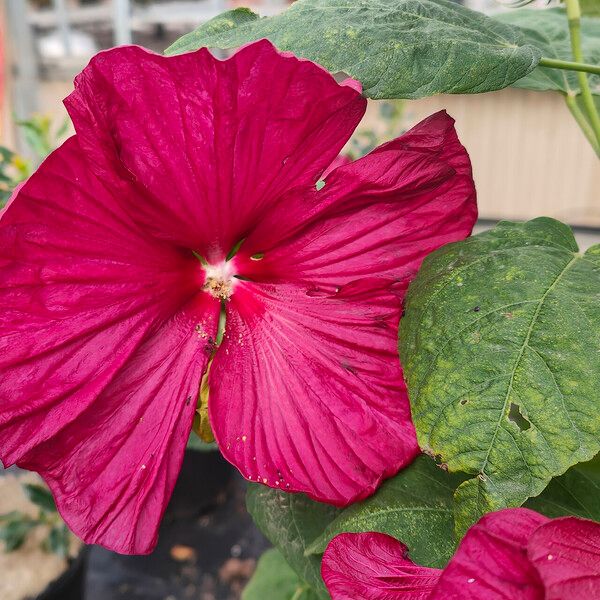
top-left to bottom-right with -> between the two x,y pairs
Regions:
202,262 -> 235,301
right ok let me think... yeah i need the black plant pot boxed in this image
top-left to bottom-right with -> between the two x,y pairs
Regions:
35,546 -> 88,600
85,449 -> 270,600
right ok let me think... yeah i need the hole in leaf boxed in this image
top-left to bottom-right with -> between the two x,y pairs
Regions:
508,402 -> 531,431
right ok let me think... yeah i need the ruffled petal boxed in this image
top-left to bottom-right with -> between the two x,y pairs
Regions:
209,278 -> 419,505
65,41 -> 366,259
238,111 -> 476,291
0,137 -> 219,553
20,295 -> 218,554
527,517 -> 600,600
322,532 -> 441,600
430,508 -> 547,600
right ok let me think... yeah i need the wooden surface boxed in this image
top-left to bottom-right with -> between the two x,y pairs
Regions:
402,88 -> 600,227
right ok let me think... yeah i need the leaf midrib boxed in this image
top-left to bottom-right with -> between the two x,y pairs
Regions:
478,253 -> 581,478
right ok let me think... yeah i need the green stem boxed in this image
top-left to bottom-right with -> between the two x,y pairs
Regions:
539,57 -> 600,76
564,0 -> 600,149
565,94 -> 600,154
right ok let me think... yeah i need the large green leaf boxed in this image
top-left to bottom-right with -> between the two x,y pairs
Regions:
305,455 -> 464,568
399,218 -> 600,537
243,549 -> 319,600
166,0 -> 542,99
526,453 -> 600,520
246,485 -> 341,599
495,8 -> 600,98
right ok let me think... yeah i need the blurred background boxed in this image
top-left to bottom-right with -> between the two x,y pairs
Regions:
0,1 -> 598,600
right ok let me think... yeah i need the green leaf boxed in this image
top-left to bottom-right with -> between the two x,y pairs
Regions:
246,485 -> 341,599
399,218 -> 600,537
0,517 -> 36,551
581,0 -> 600,18
24,483 -> 57,513
166,0 -> 542,100
526,453 -> 600,520
44,524 -> 70,558
494,8 -> 600,97
242,549 -> 319,600
186,431 -> 217,451
305,455 -> 464,568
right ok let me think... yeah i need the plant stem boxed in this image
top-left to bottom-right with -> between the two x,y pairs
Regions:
539,57 -> 600,76
564,0 -> 600,149
565,94 -> 600,154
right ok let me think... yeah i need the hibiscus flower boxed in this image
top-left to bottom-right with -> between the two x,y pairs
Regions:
322,507 -> 600,599
0,40 -> 476,553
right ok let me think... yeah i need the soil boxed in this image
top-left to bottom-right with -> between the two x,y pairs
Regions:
0,472 -> 82,600
85,450 -> 270,600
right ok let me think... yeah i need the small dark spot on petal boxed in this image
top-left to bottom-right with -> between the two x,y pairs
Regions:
186,396 -> 192,406
341,361 -> 357,374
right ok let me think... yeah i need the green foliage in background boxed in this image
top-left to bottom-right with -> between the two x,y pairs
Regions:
0,115 -> 69,208
242,549 -> 319,600
0,483 -> 70,557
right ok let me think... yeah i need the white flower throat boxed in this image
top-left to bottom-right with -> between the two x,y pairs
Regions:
202,261 -> 236,301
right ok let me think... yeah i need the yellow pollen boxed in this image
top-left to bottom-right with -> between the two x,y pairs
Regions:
202,261 -> 235,300
203,276 -> 233,300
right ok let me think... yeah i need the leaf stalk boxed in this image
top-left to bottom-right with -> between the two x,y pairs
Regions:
564,0 -> 600,150
538,57 -> 600,76
565,94 -> 600,155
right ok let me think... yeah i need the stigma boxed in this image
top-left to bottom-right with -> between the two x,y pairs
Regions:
202,262 -> 235,301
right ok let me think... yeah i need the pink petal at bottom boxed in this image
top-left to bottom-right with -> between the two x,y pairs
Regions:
322,532 -> 442,600
431,508 -> 547,600
527,516 -> 600,600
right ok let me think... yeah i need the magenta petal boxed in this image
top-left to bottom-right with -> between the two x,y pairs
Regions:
527,517 -> 600,599
65,41 -> 366,259
322,532 -> 442,600
431,508 -> 547,600
209,279 -> 419,506
0,138 -> 220,553
322,154 -> 352,179
239,110 -> 477,290
20,295 -> 218,554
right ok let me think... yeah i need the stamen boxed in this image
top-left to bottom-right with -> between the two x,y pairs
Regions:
202,262 -> 235,300
203,276 -> 233,300
226,238 -> 245,261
